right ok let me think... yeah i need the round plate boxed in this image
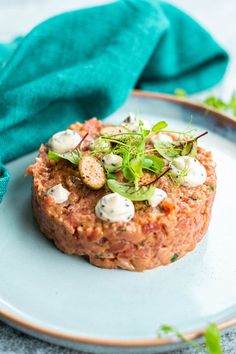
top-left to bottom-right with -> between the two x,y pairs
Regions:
1,91 -> 236,354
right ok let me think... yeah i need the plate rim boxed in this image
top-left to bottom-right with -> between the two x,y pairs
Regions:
1,89 -> 236,349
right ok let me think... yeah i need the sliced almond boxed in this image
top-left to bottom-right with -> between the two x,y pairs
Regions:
79,154 -> 106,190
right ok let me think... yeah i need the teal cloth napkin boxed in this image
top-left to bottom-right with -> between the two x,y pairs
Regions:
0,0 -> 229,202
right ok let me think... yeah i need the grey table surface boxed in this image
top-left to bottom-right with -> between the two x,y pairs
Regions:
0,0 -> 236,353
0,321 -> 236,354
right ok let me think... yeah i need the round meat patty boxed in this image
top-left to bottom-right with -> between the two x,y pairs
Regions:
26,118 -> 216,271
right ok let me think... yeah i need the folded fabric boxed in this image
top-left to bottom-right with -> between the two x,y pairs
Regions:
0,0 -> 229,202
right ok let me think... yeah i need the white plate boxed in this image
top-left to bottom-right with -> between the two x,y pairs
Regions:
0,92 -> 236,354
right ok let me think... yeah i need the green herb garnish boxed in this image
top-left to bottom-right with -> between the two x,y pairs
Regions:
207,185 -> 215,191
190,196 -> 198,201
48,132 -> 88,164
142,155 -> 165,174
158,323 -> 222,354
48,149 -> 81,164
107,179 -> 155,201
47,117 -> 208,198
152,121 -> 168,132
170,253 -> 178,263
205,324 -> 223,354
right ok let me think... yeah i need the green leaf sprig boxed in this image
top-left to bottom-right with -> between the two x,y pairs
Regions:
47,133 -> 88,164
107,179 -> 155,201
158,323 -> 222,354
154,131 -> 207,162
48,149 -> 81,164
99,120 -> 169,191
174,88 -> 236,119
46,117 -> 207,201
203,92 -> 236,117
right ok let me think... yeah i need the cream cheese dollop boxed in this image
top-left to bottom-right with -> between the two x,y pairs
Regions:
171,156 -> 207,187
151,132 -> 173,144
95,193 -> 135,223
47,184 -> 70,204
102,153 -> 123,172
148,188 -> 167,207
48,129 -> 82,154
122,112 -> 150,132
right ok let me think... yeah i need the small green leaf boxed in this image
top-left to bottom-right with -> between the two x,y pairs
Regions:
207,185 -> 215,191
122,166 -> 135,182
171,253 -> 178,263
181,141 -> 197,158
107,179 -> 155,201
106,172 -> 117,180
203,96 -> 228,111
152,121 -> 168,132
157,323 -> 223,354
48,150 -> 81,164
142,158 -> 153,169
143,155 -> 165,173
204,324 -> 222,354
154,141 -> 181,161
130,156 -> 143,178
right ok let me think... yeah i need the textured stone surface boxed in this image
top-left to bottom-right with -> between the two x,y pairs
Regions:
0,0 -> 236,353
0,321 -> 236,353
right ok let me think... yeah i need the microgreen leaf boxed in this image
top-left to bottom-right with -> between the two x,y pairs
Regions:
203,96 -> 228,110
207,185 -> 215,191
157,324 -> 223,354
48,150 -> 81,164
154,141 -> 182,161
106,172 -> 117,180
107,179 -> 155,201
152,121 -> 168,132
204,324 -> 222,354
130,156 -> 143,180
158,325 -> 202,350
143,155 -> 165,173
170,253 -> 178,263
181,141 -> 198,158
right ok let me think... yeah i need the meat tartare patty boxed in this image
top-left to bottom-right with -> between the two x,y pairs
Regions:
26,117 -> 216,271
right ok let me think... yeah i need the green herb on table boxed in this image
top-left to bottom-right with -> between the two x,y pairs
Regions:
203,91 -> 236,117
174,88 -> 236,118
158,323 -> 223,354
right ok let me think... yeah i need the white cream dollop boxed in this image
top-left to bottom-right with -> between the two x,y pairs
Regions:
148,188 -> 167,207
102,153 -> 123,172
47,184 -> 70,204
95,193 -> 135,223
151,132 -> 173,144
48,129 -> 82,154
171,156 -> 207,187
122,112 -> 150,132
